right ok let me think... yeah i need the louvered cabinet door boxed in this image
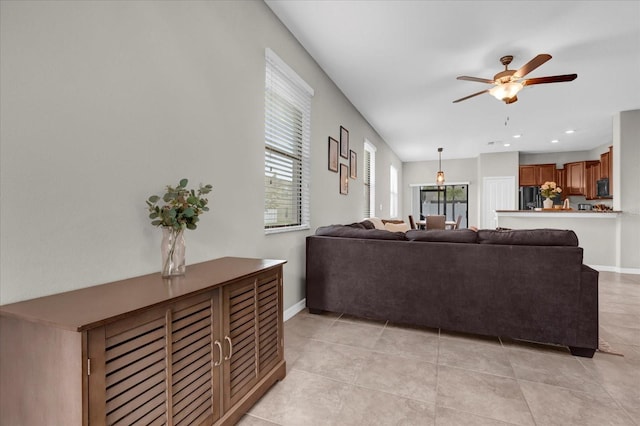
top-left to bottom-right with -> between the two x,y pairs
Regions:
170,293 -> 220,426
88,306 -> 170,426
87,292 -> 220,426
256,271 -> 283,379
221,278 -> 259,411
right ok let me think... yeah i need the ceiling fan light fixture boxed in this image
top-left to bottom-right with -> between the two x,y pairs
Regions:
489,82 -> 523,102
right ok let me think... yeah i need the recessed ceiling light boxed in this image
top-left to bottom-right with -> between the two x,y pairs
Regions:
565,129 -> 575,134
503,143 -> 511,147
551,139 -> 559,143
513,134 -> 522,138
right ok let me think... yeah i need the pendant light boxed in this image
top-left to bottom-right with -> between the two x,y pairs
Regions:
436,147 -> 445,185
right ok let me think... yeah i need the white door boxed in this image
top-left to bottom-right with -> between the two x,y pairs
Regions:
482,176 -> 516,229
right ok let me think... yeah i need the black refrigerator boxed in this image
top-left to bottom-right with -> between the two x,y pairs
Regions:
519,186 -> 541,210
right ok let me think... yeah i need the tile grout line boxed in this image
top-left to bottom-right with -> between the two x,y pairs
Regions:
499,336 -> 539,426
575,356 -> 640,425
433,327 -> 442,424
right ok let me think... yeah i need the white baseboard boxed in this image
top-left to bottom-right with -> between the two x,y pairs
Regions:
284,298 -> 306,322
588,265 -> 640,275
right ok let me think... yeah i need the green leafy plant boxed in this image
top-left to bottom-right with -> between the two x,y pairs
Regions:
146,178 -> 213,231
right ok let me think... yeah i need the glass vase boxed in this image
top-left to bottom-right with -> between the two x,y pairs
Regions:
161,227 -> 186,277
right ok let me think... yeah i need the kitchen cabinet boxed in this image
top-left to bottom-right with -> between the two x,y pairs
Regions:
600,150 -> 610,179
585,162 -> 601,200
600,145 -> 613,196
565,162 -> 584,195
0,257 -> 286,426
519,165 -> 537,186
519,163 -> 557,186
565,161 -> 600,196
538,164 -> 557,185
556,168 -> 566,196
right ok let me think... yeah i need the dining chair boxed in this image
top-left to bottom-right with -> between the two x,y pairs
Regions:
453,215 -> 462,230
426,215 -> 446,230
408,215 -> 416,230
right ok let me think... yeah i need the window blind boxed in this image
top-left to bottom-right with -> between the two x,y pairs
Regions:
264,49 -> 313,233
363,141 -> 376,218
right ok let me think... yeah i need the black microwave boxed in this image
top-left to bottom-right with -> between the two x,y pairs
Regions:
597,178 -> 610,197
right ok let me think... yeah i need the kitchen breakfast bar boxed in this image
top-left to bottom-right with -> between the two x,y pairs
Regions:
495,210 -> 622,269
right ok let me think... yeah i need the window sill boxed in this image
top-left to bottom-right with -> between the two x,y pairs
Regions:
265,225 -> 310,235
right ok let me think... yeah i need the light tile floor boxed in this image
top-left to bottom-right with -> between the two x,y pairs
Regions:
240,271 -> 640,425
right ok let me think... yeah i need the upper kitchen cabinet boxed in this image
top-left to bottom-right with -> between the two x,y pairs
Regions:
556,168 -> 566,194
519,163 -> 557,186
600,150 -> 610,179
606,146 -> 613,196
565,161 -> 600,196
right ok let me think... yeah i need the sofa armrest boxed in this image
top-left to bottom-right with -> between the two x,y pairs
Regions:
574,265 -> 599,350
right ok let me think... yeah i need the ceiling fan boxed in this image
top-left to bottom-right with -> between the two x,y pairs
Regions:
453,54 -> 577,104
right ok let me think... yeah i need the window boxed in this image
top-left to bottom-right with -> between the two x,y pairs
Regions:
390,165 -> 398,218
264,49 -> 314,233
363,140 -> 376,218
419,184 -> 468,228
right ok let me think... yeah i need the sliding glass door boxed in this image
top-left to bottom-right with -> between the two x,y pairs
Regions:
419,185 -> 468,228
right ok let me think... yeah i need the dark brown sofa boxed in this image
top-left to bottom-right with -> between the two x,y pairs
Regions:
305,226 -> 599,357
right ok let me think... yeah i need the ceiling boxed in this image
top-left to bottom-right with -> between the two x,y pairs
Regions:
265,1 -> 640,162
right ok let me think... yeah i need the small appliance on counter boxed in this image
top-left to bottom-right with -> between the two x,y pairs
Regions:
578,203 -> 593,211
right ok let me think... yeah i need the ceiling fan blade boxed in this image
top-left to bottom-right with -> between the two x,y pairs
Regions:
523,74 -> 578,86
513,54 -> 552,78
456,76 -> 495,84
453,89 -> 490,103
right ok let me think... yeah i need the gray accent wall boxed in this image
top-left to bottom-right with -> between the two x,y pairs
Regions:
0,1 -> 401,306
616,110 -> 640,270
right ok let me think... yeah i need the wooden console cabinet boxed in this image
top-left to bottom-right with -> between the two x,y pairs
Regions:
0,257 -> 286,426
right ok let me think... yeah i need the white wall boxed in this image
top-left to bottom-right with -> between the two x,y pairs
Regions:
477,152 -> 520,221
0,1 -> 401,306
616,110 -> 640,270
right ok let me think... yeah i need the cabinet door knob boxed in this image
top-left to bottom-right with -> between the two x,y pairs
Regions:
224,336 -> 233,361
213,340 -> 223,366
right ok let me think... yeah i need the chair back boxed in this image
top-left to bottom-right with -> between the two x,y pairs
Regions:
408,215 -> 416,230
426,215 -> 445,230
453,215 -> 462,230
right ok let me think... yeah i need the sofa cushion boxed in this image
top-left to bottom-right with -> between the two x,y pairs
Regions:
382,219 -> 405,224
315,225 -> 408,240
345,222 -> 367,229
364,217 -> 386,230
384,222 -> 410,232
360,220 -> 376,229
406,229 -> 478,243
477,228 -> 579,246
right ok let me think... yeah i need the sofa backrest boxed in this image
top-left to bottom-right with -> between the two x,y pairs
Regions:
477,229 -> 579,246
315,225 -> 408,240
406,229 -> 478,243
315,225 -> 579,247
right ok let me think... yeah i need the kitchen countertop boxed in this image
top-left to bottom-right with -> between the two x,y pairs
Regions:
495,210 -> 621,218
